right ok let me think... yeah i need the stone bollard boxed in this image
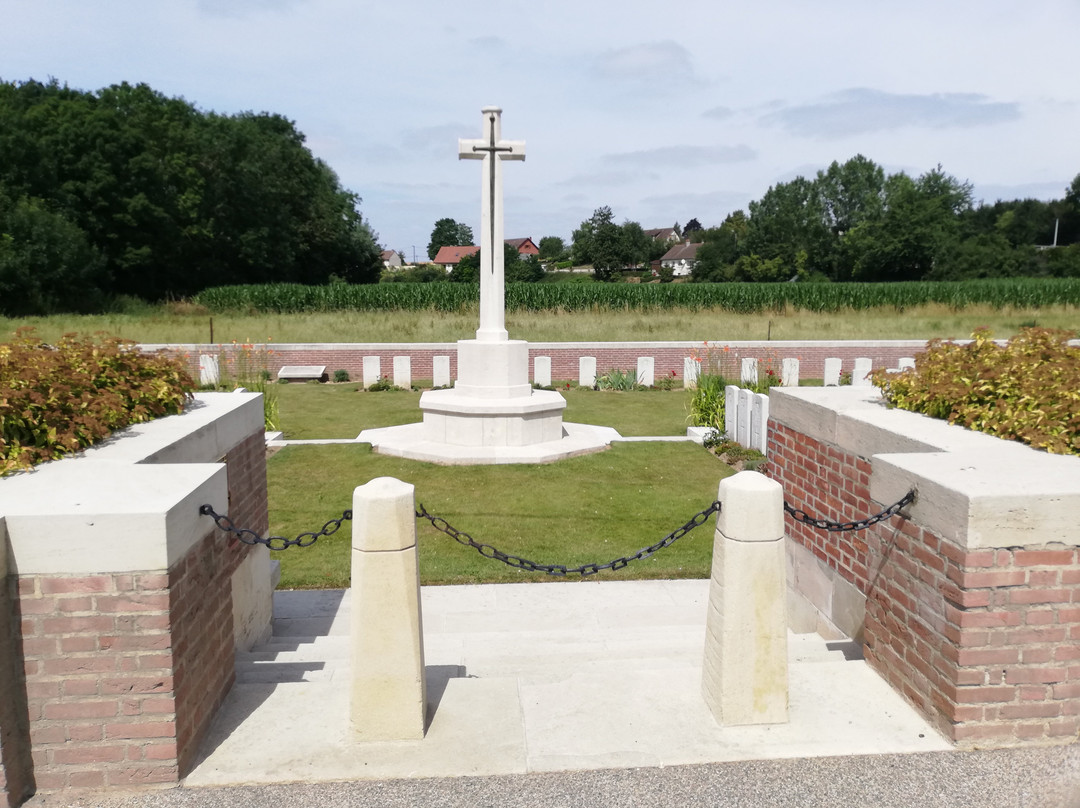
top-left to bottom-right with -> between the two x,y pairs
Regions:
702,471 -> 788,725
350,477 -> 427,740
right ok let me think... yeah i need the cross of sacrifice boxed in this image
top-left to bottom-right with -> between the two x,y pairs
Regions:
459,106 -> 525,342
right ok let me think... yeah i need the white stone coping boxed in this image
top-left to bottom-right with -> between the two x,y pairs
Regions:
769,386 -> 1080,550
142,339 -> 937,352
0,392 -> 262,574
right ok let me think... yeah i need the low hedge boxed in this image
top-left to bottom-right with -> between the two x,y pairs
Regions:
1,329 -> 196,475
871,328 -> 1080,456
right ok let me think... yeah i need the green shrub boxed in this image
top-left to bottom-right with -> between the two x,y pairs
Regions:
596,368 -> 640,391
333,369 -> 350,383
870,327 -> 1080,455
688,373 -> 726,432
0,329 -> 196,475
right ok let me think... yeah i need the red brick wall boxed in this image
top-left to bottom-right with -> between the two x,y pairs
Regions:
769,420 -> 1080,746
7,430 -> 268,797
1,569 -> 33,807
158,341 -> 928,385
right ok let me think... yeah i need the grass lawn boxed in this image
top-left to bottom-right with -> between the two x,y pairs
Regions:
275,383 -> 692,439
267,442 -> 731,588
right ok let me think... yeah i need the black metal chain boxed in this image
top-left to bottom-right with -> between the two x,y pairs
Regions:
784,489 -> 915,533
414,500 -> 721,577
198,504 -> 352,551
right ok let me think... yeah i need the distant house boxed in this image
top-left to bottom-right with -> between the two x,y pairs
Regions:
659,241 -> 701,277
432,245 -> 480,271
433,239 -> 538,271
644,227 -> 680,244
380,250 -> 403,268
505,237 -> 540,256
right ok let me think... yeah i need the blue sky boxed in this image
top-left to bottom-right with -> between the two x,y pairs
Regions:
3,0 -> 1078,261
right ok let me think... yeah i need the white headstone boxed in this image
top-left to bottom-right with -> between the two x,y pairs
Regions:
684,357 -> 700,389
724,385 -> 739,439
458,107 -> 525,343
751,392 -> 770,455
737,388 -> 753,447
637,357 -> 654,388
823,358 -> 842,386
534,356 -> 552,388
781,358 -> 799,387
363,356 -> 381,388
579,356 -> 596,388
199,354 -> 220,388
852,357 -> 872,386
741,358 -> 758,387
393,356 -> 411,390
432,356 -> 451,388
898,357 -> 916,370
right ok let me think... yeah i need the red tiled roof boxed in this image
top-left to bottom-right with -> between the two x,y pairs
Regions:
432,245 -> 480,264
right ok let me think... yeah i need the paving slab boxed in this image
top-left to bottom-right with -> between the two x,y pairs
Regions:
182,580 -> 951,789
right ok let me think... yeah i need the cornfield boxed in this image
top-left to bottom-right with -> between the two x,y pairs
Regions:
193,279 -> 1080,315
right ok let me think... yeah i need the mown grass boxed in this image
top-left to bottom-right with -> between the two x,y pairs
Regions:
4,302 -> 1078,345
267,442 -> 730,588
275,383 -> 692,439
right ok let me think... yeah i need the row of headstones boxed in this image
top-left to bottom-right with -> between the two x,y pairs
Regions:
198,353 -> 916,390
722,356 -> 917,455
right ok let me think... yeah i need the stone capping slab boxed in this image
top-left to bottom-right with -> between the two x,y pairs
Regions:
66,391 -> 264,465
871,449 -> 1080,550
0,392 -> 260,575
769,386 -> 1080,551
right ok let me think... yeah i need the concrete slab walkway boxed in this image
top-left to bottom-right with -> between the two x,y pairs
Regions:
184,580 -> 950,787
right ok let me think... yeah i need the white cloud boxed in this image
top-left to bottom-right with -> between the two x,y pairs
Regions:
702,106 -> 734,121
196,0 -> 302,18
762,88 -> 1022,137
593,41 -> 701,91
605,145 -> 756,167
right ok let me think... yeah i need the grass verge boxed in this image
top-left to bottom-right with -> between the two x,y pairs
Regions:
275,383 -> 692,439
267,442 -> 730,588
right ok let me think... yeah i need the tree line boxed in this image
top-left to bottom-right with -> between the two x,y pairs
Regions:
0,79 -> 382,315
688,156 -> 1080,283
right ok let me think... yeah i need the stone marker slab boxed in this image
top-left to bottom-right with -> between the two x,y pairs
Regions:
277,365 -> 326,381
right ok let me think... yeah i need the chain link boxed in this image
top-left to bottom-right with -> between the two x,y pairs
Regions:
415,500 -> 721,577
784,489 -> 915,533
199,504 -> 352,551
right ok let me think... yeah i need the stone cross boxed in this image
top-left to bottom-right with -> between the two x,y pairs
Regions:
459,106 -> 525,342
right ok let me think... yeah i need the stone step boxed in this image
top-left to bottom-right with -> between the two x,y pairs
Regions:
235,630 -> 850,684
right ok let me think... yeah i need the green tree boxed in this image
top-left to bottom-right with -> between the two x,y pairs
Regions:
682,218 -> 704,241
572,206 -> 627,280
449,249 -> 480,283
427,218 -> 474,260
0,78 -> 382,306
846,167 -> 972,282
538,235 -> 566,260
620,220 -> 651,267
744,177 -> 831,278
0,193 -> 107,315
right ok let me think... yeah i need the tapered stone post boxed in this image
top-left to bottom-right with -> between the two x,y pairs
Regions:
350,477 -> 426,739
702,470 -> 788,725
